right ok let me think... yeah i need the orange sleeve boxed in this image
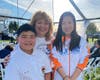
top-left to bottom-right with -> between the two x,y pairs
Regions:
47,43 -> 62,70
49,54 -> 62,70
77,56 -> 89,70
77,45 -> 91,70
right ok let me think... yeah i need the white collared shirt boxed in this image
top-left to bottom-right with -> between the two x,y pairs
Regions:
4,45 -> 52,80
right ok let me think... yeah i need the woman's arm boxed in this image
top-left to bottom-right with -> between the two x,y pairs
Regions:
70,67 -> 81,80
57,67 -> 69,80
71,56 -> 89,80
71,39 -> 89,80
50,54 -> 68,80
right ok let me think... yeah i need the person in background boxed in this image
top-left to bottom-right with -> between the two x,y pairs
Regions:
52,11 -> 89,80
89,39 -> 100,58
4,23 -> 52,80
0,45 -> 13,68
30,11 -> 67,80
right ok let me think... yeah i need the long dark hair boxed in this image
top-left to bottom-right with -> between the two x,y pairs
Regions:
53,12 -> 81,51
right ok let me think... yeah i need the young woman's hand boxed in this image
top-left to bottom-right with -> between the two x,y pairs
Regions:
63,76 -> 70,80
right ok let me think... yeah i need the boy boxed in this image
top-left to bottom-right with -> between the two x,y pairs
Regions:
4,23 -> 52,80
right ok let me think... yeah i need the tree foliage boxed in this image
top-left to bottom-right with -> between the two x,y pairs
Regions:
8,21 -> 19,33
86,23 -> 97,35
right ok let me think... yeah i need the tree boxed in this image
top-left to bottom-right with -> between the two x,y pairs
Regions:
8,21 -> 19,33
86,23 -> 98,42
86,23 -> 97,35
8,21 -> 19,43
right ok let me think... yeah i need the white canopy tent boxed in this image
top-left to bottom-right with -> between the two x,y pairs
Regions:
0,0 -> 100,37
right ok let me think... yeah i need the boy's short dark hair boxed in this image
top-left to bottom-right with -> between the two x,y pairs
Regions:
16,23 -> 36,36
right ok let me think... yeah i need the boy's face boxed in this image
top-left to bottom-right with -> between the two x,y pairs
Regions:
17,31 -> 36,54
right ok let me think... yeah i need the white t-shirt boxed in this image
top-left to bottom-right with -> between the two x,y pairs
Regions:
52,37 -> 88,80
4,45 -> 52,80
34,37 -> 51,55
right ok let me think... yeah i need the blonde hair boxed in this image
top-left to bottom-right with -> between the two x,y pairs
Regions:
30,11 -> 53,40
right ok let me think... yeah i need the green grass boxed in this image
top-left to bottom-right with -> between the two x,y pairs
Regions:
0,40 -> 10,43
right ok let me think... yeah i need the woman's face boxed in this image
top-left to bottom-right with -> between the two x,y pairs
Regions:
62,16 -> 74,36
35,19 -> 49,37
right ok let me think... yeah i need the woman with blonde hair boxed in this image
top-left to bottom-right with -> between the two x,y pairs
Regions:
30,11 -> 67,80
